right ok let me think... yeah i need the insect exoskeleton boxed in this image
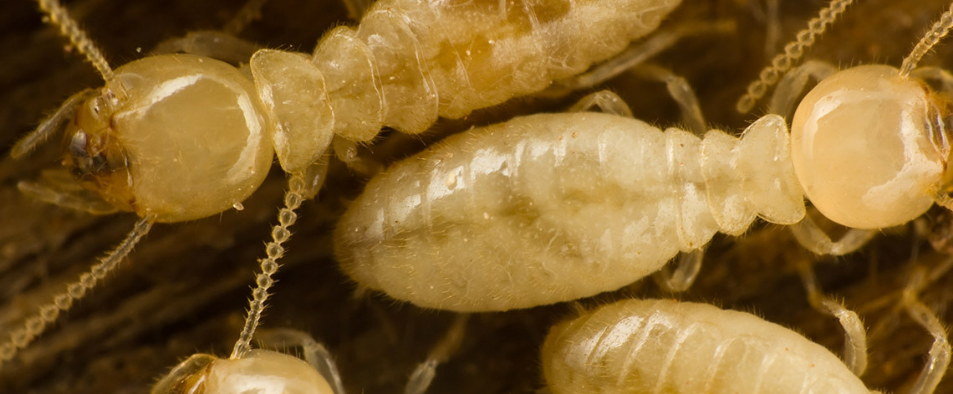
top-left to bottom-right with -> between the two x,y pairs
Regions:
542,299 -> 870,394
150,316 -> 468,394
150,351 -> 335,394
65,54 -> 273,222
3,0 -> 687,367
333,0 -> 953,311
333,110 -> 802,311
790,64 -> 948,230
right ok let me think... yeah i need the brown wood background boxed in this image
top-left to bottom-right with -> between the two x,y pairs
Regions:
2,0 -> 953,393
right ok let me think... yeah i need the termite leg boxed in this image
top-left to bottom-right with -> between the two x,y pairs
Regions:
404,314 -> 469,394
628,63 -> 706,135
298,154 -> 332,200
767,60 -> 835,117
153,0 -> 268,63
740,0 -> 780,56
152,31 -> 259,64
255,328 -> 347,394
796,260 -> 868,376
545,20 -> 736,96
763,0 -> 781,56
331,136 -> 384,178
222,0 -> 269,36
789,213 -> 876,256
572,65 -> 705,134
341,0 -> 374,20
902,264 -> 952,394
17,169 -> 117,215
568,90 -> 633,117
652,248 -> 704,292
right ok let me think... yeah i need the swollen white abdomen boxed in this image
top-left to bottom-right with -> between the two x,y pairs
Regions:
542,299 -> 869,394
334,113 -> 803,311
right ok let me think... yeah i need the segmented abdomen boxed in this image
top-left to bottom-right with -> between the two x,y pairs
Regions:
314,0 -> 682,138
542,299 -> 869,394
333,112 -> 803,311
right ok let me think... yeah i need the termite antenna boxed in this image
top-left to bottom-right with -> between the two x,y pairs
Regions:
230,174 -> 306,360
405,314 -> 470,394
736,0 -> 854,114
34,0 -> 124,97
222,0 -> 269,36
0,217 -> 153,368
11,89 -> 95,159
899,1 -> 953,78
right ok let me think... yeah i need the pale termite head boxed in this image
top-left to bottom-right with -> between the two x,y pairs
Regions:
790,64 -> 948,230
150,351 -> 334,394
54,53 -> 274,223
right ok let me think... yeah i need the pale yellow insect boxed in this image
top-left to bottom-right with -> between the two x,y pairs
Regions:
541,296 -> 949,394
333,0 -> 953,311
1,0 -> 686,368
149,317 -> 467,394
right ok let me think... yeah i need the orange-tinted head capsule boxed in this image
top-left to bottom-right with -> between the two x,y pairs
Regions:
66,54 -> 274,222
791,65 -> 949,229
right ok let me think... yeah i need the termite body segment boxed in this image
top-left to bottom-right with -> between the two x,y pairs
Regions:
253,0 -> 684,172
3,0 -> 683,365
542,299 -> 870,394
334,112 -> 804,311
335,1 -> 953,311
51,0 -> 685,222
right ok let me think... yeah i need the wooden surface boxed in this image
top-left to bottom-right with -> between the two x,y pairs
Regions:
1,0 -> 953,393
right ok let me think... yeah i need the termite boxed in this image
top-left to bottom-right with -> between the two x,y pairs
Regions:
149,315 -> 467,394
541,292 -> 950,394
1,0 -> 689,368
333,0 -> 953,311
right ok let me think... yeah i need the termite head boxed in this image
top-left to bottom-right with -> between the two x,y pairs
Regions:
151,351 -> 334,394
791,65 -> 948,229
62,88 -> 135,213
32,54 -> 275,223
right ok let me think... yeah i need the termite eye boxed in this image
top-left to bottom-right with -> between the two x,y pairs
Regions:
66,130 -> 110,181
68,130 -> 88,161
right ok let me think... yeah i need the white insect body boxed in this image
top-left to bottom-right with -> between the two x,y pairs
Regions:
542,299 -> 870,394
2,0 -> 685,366
335,111 -> 803,311
254,0 -> 686,173
333,0 -> 953,311
30,0 -> 685,222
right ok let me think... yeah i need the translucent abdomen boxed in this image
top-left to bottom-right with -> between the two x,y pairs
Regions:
334,112 -> 803,311
542,299 -> 869,394
255,0 -> 684,172
369,0 -> 686,122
